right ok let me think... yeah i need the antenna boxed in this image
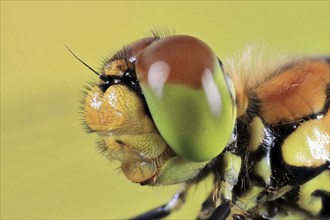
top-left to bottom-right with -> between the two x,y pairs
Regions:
65,45 -> 100,77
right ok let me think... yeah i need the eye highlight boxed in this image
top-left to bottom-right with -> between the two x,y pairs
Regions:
147,61 -> 170,97
201,68 -> 222,116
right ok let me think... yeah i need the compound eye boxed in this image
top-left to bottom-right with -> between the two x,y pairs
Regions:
112,37 -> 156,63
135,35 -> 217,91
135,35 -> 236,162
103,37 -> 157,78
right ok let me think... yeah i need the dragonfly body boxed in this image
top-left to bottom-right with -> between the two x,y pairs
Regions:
81,34 -> 329,219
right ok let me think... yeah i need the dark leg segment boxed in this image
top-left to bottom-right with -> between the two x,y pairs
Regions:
131,204 -> 171,220
207,200 -> 231,220
197,193 -> 216,220
130,184 -> 189,220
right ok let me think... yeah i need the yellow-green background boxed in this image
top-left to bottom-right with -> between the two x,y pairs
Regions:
1,1 -> 329,219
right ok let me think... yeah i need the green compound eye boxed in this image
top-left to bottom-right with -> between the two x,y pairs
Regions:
136,35 -> 236,162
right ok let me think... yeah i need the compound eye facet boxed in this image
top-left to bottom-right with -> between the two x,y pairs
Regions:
103,37 -> 157,77
135,35 -> 217,91
135,35 -> 236,162
112,37 -> 156,63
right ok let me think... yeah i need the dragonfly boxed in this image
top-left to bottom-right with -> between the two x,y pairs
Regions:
73,33 -> 329,219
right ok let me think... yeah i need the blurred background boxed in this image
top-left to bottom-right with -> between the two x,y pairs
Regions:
1,1 -> 329,219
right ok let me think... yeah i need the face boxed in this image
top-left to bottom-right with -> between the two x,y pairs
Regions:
83,35 -> 236,185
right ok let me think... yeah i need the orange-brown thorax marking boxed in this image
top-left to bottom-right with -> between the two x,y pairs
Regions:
256,60 -> 329,124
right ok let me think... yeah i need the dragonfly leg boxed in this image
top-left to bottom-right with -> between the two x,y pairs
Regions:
197,192 -> 216,220
207,200 -> 231,220
130,183 -> 190,220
